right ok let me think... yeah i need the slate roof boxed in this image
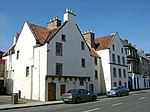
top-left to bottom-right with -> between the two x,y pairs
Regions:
95,34 -> 115,50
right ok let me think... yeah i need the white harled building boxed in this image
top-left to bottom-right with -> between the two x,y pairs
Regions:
84,32 -> 128,92
3,9 -> 96,101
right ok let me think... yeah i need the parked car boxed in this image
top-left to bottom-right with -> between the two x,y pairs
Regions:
62,89 -> 97,103
107,86 -> 129,97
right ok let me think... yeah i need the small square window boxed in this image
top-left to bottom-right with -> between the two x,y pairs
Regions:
16,50 -> 20,59
81,41 -> 85,50
81,58 -> 86,68
95,70 -> 98,79
61,34 -> 66,42
112,44 -> 115,51
94,57 -> 97,65
26,66 -> 29,77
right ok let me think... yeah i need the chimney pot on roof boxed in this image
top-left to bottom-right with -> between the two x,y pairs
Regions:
47,16 -> 61,30
83,31 -> 95,48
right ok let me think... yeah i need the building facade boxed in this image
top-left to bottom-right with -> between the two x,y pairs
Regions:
3,9 -> 96,101
122,39 -> 150,90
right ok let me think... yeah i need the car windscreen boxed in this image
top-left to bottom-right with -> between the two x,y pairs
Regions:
67,89 -> 77,93
111,87 -> 119,90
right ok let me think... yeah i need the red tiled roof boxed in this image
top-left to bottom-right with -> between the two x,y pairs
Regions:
3,45 -> 15,57
29,22 -> 65,45
0,59 -> 5,64
90,48 -> 100,58
95,34 -> 115,50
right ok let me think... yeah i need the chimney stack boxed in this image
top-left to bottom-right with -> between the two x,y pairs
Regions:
82,31 -> 95,48
47,16 -> 61,30
63,8 -> 76,23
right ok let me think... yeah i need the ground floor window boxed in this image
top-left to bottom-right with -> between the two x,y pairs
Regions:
114,82 -> 117,87
60,84 -> 66,96
119,81 -> 122,86
80,78 -> 84,86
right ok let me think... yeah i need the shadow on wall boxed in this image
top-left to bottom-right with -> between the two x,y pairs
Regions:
99,60 -> 106,94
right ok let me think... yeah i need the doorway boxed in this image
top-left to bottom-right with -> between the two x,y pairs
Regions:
48,83 -> 56,101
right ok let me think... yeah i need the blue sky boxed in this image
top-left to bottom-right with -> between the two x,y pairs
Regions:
0,0 -> 150,53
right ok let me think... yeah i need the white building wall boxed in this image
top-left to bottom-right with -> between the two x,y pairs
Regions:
13,22 -> 36,99
46,16 -> 93,100
96,33 -> 128,92
33,44 -> 47,101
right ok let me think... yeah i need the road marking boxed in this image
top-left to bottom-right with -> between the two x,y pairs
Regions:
83,108 -> 100,112
112,102 -> 123,107
139,97 -> 146,100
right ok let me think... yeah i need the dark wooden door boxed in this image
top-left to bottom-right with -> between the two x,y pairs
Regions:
48,83 -> 56,101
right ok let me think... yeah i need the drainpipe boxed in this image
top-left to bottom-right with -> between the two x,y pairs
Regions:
38,50 -> 40,100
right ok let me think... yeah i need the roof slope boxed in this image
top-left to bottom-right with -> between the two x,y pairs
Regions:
3,45 -> 15,57
90,48 -> 100,58
29,23 -> 59,45
95,34 -> 115,50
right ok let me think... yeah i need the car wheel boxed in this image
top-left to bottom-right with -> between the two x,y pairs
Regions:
118,92 -> 121,97
126,91 -> 129,96
92,96 -> 96,101
75,97 -> 81,104
64,101 -> 69,104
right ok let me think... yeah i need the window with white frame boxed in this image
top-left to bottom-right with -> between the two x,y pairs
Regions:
56,63 -> 63,75
56,42 -> 62,56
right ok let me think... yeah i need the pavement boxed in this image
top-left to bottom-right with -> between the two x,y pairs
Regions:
0,90 -> 148,110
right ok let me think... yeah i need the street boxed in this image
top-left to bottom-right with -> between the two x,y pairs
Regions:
1,90 -> 150,112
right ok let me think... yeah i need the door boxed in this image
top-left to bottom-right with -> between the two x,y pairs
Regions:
89,84 -> 94,92
48,83 -> 56,101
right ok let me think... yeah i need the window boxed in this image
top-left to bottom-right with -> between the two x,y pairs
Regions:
123,69 -> 126,78
80,78 -> 84,86
26,66 -> 29,77
112,54 -> 116,63
119,69 -> 121,78
118,55 -> 121,64
124,82 -> 127,87
112,44 -> 115,51
113,68 -> 116,77
121,48 -> 124,54
122,57 -> 125,65
94,57 -> 97,65
16,50 -> 19,59
114,82 -> 117,87
60,84 -> 66,96
119,81 -> 122,86
81,58 -> 86,68
56,42 -> 62,56
95,70 -> 98,79
61,34 -> 66,42
56,63 -> 63,75
81,41 -> 85,50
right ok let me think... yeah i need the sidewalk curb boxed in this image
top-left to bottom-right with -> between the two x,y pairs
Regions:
0,101 -> 64,110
